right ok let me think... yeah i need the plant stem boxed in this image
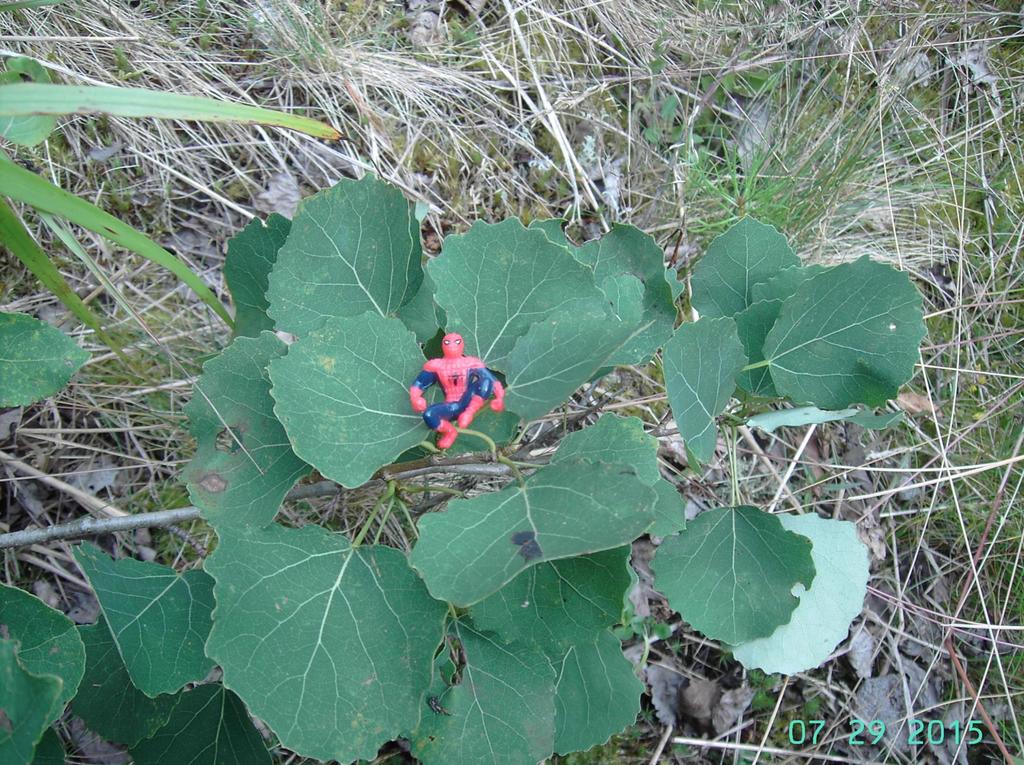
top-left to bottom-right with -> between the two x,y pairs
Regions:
740,359 -> 771,372
0,507 -> 202,551
352,481 -> 396,547
457,427 -> 498,456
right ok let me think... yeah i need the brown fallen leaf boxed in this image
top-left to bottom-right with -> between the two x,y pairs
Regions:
898,390 -> 935,415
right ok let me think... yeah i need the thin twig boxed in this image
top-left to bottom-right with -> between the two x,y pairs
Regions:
0,507 -> 201,551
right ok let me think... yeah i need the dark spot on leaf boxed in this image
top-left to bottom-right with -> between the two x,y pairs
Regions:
199,472 -> 227,493
0,624 -> 7,640
215,424 -> 245,454
510,530 -> 542,560
510,530 -> 535,545
427,696 -> 451,716
519,540 -> 542,561
618,468 -> 637,476
0,709 -> 11,733
102,226 -> 117,235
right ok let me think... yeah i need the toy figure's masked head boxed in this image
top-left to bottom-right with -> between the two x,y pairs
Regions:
441,332 -> 465,359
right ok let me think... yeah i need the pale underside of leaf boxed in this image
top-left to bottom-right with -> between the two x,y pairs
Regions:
731,514 -> 869,675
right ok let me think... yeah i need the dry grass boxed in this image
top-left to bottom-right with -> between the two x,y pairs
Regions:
1,1 -> 1022,763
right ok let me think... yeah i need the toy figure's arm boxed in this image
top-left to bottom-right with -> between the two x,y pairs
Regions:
409,369 -> 437,413
457,367 -> 504,427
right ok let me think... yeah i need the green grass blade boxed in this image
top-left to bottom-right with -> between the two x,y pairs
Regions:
0,196 -> 122,351
0,83 -> 341,140
0,1 -> 64,10
0,156 -> 232,326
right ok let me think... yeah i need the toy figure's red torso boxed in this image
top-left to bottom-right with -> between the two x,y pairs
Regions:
424,356 -> 485,402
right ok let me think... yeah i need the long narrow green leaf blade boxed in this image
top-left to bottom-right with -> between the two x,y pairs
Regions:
0,1 -> 65,10
0,198 -> 118,348
0,83 -> 341,140
0,157 -> 232,325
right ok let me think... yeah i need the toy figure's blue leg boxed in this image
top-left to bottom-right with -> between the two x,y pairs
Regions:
423,401 -> 463,429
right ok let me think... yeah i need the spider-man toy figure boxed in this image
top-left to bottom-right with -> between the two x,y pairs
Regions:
409,332 -> 505,449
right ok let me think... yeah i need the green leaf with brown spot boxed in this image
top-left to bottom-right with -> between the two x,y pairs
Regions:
184,332 -> 309,528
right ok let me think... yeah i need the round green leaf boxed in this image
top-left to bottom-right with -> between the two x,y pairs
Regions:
269,312 -> 427,488
428,218 -> 605,369
551,630 -> 643,755
224,213 -> 291,338
72,617 -> 180,746
663,317 -> 747,464
73,543 -> 215,697
0,638 -> 62,765
206,523 -> 447,764
0,312 -> 88,407
266,175 -> 422,335
0,583 -> 84,710
652,506 -> 815,644
732,514 -> 869,674
470,546 -> 633,649
412,621 -> 555,765
130,684 -> 270,765
184,332 -> 310,528
690,218 -> 798,319
412,459 -> 656,606
762,256 -> 926,409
